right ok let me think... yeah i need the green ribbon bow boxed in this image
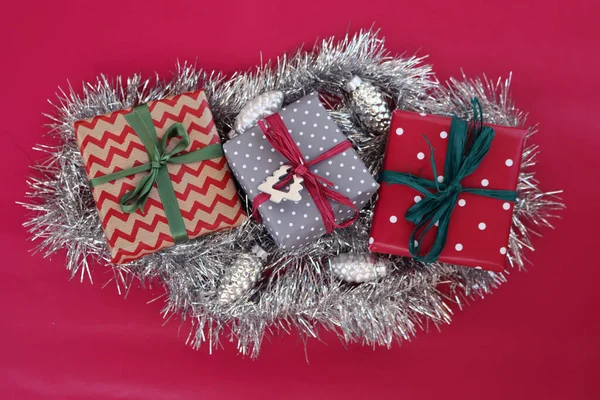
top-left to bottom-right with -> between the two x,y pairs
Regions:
379,99 -> 517,263
89,104 -> 224,244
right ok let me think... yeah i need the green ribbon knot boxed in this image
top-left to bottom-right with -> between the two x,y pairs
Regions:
380,99 -> 517,263
89,104 -> 224,244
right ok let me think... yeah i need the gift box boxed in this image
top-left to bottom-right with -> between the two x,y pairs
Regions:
75,90 -> 247,264
369,108 -> 526,271
223,93 -> 379,249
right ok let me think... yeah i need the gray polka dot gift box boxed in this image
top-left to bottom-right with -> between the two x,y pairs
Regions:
223,93 -> 379,249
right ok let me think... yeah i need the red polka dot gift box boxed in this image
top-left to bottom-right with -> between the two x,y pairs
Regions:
368,108 -> 526,272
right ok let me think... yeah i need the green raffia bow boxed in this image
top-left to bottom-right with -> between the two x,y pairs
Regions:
89,104 -> 224,244
379,99 -> 517,263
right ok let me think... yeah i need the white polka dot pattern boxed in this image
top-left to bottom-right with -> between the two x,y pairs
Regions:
369,109 -> 525,272
223,92 -> 379,249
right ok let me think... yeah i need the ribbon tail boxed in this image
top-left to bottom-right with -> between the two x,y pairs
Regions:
407,193 -> 458,263
119,172 -> 157,214
304,180 -> 337,233
315,184 -> 359,231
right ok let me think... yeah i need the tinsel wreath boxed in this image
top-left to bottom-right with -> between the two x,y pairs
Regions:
22,30 -> 563,357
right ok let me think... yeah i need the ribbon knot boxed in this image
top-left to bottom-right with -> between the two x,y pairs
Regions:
380,99 -> 517,263
447,180 -> 462,192
253,112 -> 358,234
152,159 -> 168,169
294,164 -> 309,177
88,103 -> 225,245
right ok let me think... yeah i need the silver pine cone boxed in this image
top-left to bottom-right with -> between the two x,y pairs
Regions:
345,76 -> 391,135
229,91 -> 284,138
330,252 -> 388,283
217,245 -> 268,305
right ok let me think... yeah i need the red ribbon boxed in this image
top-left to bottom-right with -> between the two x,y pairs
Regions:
253,113 -> 358,234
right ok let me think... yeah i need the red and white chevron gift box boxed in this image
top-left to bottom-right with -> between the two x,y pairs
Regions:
74,90 -> 247,264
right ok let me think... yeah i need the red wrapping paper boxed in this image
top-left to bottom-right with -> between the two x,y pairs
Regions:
369,110 -> 526,271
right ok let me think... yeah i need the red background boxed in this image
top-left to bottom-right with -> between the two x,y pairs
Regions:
1,1 -> 598,399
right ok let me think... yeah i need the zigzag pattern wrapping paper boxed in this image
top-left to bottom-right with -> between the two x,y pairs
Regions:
74,90 -> 247,264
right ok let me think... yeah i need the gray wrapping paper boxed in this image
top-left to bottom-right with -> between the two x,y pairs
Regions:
223,93 -> 379,248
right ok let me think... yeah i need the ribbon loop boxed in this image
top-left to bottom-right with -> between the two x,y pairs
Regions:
160,123 -> 191,159
380,99 -> 517,263
253,113 -> 357,234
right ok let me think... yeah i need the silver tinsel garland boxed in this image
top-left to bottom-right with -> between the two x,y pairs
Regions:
22,30 -> 563,357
